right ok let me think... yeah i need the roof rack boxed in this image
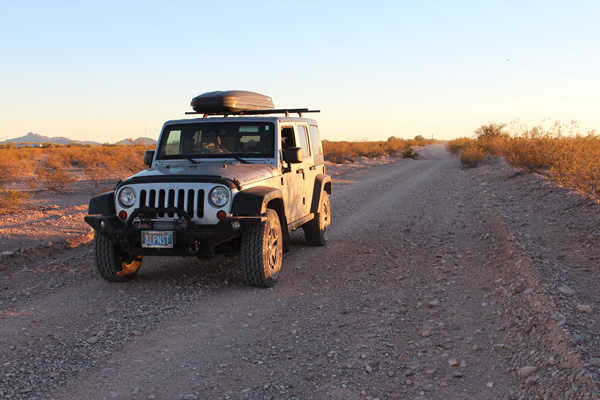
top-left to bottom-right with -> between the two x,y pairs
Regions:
185,108 -> 320,118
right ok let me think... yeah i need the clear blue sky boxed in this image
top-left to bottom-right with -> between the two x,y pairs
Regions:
1,0 -> 598,143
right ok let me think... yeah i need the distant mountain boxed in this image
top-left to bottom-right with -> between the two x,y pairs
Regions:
2,132 -> 157,146
117,137 -> 158,145
2,132 -> 100,145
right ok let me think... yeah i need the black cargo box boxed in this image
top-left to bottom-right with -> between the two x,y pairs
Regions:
191,90 -> 274,113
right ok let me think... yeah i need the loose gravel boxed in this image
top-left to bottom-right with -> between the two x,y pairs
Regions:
1,144 -> 600,399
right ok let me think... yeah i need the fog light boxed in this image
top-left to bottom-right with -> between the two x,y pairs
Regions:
231,221 -> 241,230
119,210 -> 128,220
217,210 -> 227,220
99,220 -> 106,230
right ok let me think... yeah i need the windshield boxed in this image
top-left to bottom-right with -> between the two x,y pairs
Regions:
157,121 -> 275,160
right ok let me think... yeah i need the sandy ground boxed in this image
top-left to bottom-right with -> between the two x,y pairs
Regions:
1,144 -> 600,399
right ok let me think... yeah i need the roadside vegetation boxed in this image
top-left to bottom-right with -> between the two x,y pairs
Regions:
323,135 -> 433,164
448,121 -> 600,200
0,143 -> 150,213
0,136 -> 431,213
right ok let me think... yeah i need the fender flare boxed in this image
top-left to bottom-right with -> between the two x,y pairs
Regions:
89,192 -> 116,215
231,186 -> 284,216
310,174 -> 332,214
232,186 -> 289,253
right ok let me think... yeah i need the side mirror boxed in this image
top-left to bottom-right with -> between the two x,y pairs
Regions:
283,147 -> 303,164
144,151 -> 155,167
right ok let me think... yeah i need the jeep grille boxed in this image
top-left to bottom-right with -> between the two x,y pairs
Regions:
139,189 -> 205,219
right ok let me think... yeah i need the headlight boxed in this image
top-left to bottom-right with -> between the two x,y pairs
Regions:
119,187 -> 137,208
209,186 -> 229,207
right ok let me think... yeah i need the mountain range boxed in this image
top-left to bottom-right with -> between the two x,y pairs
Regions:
1,132 -> 158,146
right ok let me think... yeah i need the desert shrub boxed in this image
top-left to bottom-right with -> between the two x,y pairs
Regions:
405,138 -> 433,147
76,146 -> 118,186
322,140 -> 353,163
112,145 -> 147,179
0,189 -> 31,212
401,147 -> 419,159
474,122 -> 508,140
459,145 -> 486,168
451,120 -> 600,200
476,137 -> 505,157
32,154 -> 75,191
81,157 -> 109,187
549,133 -> 600,199
0,150 -> 21,188
503,136 -> 551,173
323,137 -> 432,164
446,137 -> 473,155
65,144 -> 147,185
0,144 -> 150,191
383,137 -> 408,155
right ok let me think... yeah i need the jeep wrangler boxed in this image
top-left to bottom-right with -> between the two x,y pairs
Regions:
84,90 -> 332,287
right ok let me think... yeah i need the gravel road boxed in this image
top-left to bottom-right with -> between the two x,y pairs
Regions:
2,143 -> 600,399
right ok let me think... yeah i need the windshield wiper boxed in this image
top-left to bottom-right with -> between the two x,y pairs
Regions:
179,154 -> 250,164
229,155 -> 250,164
182,156 -> 200,164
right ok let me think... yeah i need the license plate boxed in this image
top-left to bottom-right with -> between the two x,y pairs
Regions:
141,231 -> 173,248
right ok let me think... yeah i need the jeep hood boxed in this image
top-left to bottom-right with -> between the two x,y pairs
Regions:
118,162 -> 278,189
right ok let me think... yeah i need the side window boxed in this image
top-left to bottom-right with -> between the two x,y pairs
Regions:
281,127 -> 296,150
309,125 -> 323,157
297,125 -> 311,158
309,125 -> 324,165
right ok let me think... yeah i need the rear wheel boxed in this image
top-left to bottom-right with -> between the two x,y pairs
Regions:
241,209 -> 283,287
94,232 -> 142,282
303,191 -> 330,246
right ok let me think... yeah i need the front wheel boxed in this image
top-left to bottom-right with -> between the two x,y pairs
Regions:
93,232 -> 142,282
303,191 -> 330,246
241,209 -> 283,288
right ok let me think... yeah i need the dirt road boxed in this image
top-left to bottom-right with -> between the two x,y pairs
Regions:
2,144 -> 600,399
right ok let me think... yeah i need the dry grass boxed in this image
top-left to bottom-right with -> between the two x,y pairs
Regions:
448,121 -> 600,200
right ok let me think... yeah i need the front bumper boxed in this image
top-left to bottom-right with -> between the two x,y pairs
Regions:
84,211 -> 264,257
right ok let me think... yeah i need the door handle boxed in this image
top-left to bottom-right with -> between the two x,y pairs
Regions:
309,165 -> 316,171
296,168 -> 304,174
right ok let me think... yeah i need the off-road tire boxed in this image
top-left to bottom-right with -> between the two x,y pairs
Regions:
94,232 -> 142,282
303,191 -> 330,246
241,209 -> 283,288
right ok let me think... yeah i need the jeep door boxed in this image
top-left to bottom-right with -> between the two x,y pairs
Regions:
280,124 -> 313,223
295,124 -> 317,210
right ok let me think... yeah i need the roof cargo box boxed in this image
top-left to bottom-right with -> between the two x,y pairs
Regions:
191,90 -> 274,113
